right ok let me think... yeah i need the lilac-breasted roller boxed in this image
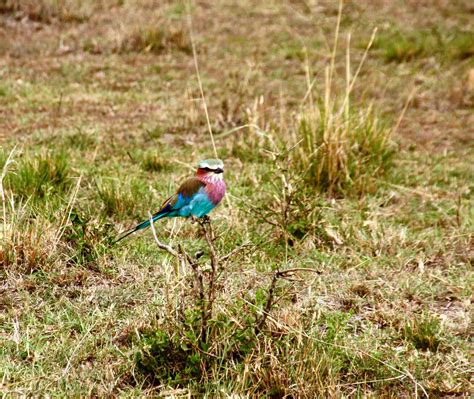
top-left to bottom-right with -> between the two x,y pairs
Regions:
115,159 -> 226,243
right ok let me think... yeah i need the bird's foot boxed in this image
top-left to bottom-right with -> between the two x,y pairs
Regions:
195,215 -> 211,227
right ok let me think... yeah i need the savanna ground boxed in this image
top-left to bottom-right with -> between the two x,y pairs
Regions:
0,0 -> 473,397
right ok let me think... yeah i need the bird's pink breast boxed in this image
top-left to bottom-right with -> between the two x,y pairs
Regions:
206,180 -> 226,205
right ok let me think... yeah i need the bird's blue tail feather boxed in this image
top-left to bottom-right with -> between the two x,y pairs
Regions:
113,211 -> 166,244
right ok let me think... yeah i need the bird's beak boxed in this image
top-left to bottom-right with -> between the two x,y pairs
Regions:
215,168 -> 224,174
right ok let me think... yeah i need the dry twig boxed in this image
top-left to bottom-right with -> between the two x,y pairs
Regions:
148,214 -> 247,344
256,267 -> 321,333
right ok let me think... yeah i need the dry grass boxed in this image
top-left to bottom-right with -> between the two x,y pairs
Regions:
0,0 -> 96,22
293,22 -> 396,195
1,0 -> 473,397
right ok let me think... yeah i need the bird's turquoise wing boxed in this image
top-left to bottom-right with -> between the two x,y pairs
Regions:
151,178 -> 216,218
186,189 -> 217,217
162,177 -> 205,214
114,178 -> 206,243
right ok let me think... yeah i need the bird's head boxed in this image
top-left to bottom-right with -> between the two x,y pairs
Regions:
196,158 -> 224,181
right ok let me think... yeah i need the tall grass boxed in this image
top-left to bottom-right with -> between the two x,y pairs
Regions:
0,149 -> 55,273
0,205 -> 53,273
294,19 -> 395,196
296,100 -> 394,195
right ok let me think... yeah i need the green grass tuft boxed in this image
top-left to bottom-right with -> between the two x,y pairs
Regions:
295,100 -> 395,195
5,150 -> 71,201
372,28 -> 474,63
61,209 -> 115,265
135,151 -> 171,173
403,314 -> 442,352
95,178 -> 152,220
446,30 -> 474,60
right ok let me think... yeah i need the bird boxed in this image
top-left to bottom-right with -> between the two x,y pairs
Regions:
114,158 -> 226,243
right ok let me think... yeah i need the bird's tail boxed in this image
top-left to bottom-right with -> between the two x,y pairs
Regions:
113,212 -> 165,244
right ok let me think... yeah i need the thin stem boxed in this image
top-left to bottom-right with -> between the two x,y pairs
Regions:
199,220 -> 218,323
1,146 -> 16,238
256,268 -> 321,333
148,211 -> 180,259
187,2 -> 217,158
256,272 -> 279,333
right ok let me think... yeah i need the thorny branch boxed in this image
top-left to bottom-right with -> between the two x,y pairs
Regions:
255,271 -> 279,333
199,218 -> 218,311
148,214 -> 248,343
149,212 -> 319,337
180,244 -> 207,340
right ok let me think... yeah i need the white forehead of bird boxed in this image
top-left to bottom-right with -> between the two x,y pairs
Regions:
198,159 -> 224,170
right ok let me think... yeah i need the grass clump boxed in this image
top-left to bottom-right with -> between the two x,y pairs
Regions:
446,30 -> 474,60
296,102 -> 394,196
134,311 -> 257,389
1,221 -> 51,274
372,28 -> 474,63
61,209 -> 114,266
120,25 -> 191,55
5,150 -> 71,201
374,30 -> 437,63
293,25 -> 396,196
136,151 -> 171,173
403,314 -> 442,352
0,193 -> 53,274
63,129 -> 97,151
95,178 -> 152,220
